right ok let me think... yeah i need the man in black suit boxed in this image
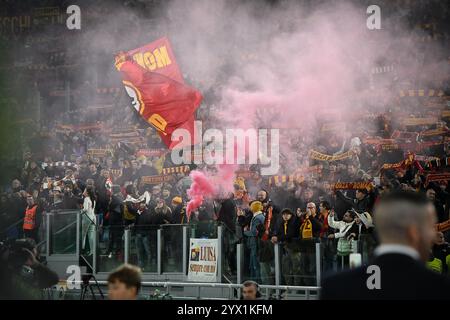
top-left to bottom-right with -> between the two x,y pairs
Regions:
321,191 -> 450,300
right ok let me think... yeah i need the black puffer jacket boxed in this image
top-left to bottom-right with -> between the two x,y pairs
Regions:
108,194 -> 124,226
336,190 -> 376,214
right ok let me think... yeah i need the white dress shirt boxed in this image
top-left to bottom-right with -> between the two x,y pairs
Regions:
374,244 -> 420,261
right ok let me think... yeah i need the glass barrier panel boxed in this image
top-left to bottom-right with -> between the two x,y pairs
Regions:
241,235 -> 275,285
97,224 -> 125,273
161,224 -> 185,273
37,214 -> 47,257
359,233 -> 377,266
221,223 -> 239,283
51,211 -> 78,254
190,221 -> 218,239
320,237 -> 339,278
279,238 -> 319,287
129,225 -> 158,273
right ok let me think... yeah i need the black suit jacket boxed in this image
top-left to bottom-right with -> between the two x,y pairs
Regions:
321,253 -> 450,300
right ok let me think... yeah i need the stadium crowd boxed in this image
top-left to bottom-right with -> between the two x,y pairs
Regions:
0,0 -> 450,298
1,88 -> 450,285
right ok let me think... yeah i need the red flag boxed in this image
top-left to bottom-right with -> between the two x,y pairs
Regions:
116,38 -> 202,149
125,37 -> 184,84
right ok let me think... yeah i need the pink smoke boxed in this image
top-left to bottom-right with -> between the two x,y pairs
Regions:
215,164 -> 239,194
186,170 -> 216,220
186,164 -> 239,220
162,0 -> 449,169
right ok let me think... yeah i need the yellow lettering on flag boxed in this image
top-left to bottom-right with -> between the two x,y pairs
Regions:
148,114 -> 168,135
153,46 -> 172,68
132,52 -> 145,69
143,51 -> 157,70
132,46 -> 171,71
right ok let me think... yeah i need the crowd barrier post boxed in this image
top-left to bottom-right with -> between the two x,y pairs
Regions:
182,225 -> 188,275
157,228 -> 162,274
75,212 -> 80,256
46,212 -> 51,255
315,241 -> 321,287
274,243 -> 281,297
124,229 -> 130,264
236,243 -> 243,299
217,224 -> 223,282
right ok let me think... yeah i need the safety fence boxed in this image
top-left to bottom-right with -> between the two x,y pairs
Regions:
3,209 -> 376,299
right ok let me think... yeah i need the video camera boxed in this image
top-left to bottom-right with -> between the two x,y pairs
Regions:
1,238 -> 38,267
0,238 -> 40,282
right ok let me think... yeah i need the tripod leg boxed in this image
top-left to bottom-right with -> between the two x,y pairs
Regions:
80,285 -> 86,300
89,285 -> 96,300
93,277 -> 105,299
96,283 -> 104,299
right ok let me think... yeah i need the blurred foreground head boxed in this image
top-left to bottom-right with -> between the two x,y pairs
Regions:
107,264 -> 141,300
374,191 -> 436,262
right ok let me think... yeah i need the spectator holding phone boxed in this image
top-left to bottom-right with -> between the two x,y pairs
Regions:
327,209 -> 355,269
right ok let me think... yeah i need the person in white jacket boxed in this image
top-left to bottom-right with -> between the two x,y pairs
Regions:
81,186 -> 97,256
327,210 -> 355,268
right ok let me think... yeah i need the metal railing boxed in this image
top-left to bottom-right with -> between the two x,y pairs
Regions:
56,280 -> 320,300
104,280 -> 320,300
0,217 -> 24,239
38,210 -> 376,298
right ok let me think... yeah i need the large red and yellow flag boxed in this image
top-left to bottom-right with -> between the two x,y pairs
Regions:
115,37 -> 202,149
